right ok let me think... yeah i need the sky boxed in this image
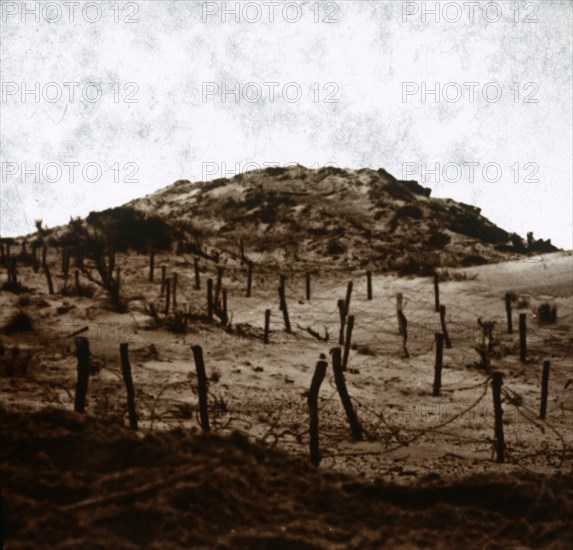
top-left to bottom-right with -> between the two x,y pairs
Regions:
1,0 -> 572,249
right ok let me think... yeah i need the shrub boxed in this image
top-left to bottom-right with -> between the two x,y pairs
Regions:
537,303 -> 557,323
2,310 -> 33,335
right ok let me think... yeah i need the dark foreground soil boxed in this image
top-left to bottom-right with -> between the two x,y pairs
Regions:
1,407 -> 572,549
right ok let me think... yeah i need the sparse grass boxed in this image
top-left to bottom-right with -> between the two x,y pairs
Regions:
438,269 -> 478,282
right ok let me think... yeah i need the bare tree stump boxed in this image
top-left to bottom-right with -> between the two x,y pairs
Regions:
491,371 -> 505,463
74,337 -> 91,413
342,315 -> 355,371
264,308 -> 271,344
540,360 -> 550,420
191,345 -> 210,431
439,305 -> 451,348
120,343 -> 138,430
519,313 -> 527,362
308,358 -> 328,466
433,333 -> 444,396
330,347 -> 363,441
279,286 -> 291,333
505,293 -> 513,334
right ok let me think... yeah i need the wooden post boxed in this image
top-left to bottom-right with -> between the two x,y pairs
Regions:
398,310 -> 409,358
279,274 -> 286,310
172,273 -> 178,311
119,343 -> 138,431
366,271 -> 372,301
207,278 -> 213,319
194,258 -> 201,290
505,293 -> 513,334
539,360 -> 550,420
191,345 -> 210,432
341,315 -> 354,371
264,309 -> 271,344
160,266 -> 167,296
246,260 -> 253,298
308,358 -> 328,466
330,347 -> 363,441
439,305 -> 451,348
74,337 -> 90,413
214,266 -> 223,306
433,333 -> 444,396
31,244 -> 39,273
344,281 -> 353,315
149,251 -> 155,282
519,313 -> 527,362
42,244 -> 47,266
164,279 -> 171,316
396,293 -> 403,334
222,288 -> 228,324
42,260 -> 54,295
279,286 -> 291,333
491,371 -> 505,463
434,272 -> 440,313
306,272 -> 311,301
337,299 -> 346,345
74,269 -> 80,296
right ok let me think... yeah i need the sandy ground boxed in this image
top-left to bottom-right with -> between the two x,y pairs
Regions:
1,249 -> 572,547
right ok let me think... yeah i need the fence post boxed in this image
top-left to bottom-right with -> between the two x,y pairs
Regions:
191,345 -> 210,432
342,314 -> 355,371
519,313 -> 527,362
119,343 -> 138,430
149,251 -> 155,282
74,337 -> 90,413
434,272 -> 440,313
330,347 -> 363,441
264,309 -> 271,344
279,274 -> 286,310
160,266 -> 167,297
337,299 -> 346,345
306,272 -> 311,301
396,293 -> 403,333
194,258 -> 201,290
505,293 -> 513,334
207,278 -> 213,319
214,266 -> 223,306
308,357 -> 328,466
491,371 -> 505,463
246,260 -> 253,298
433,333 -> 444,396
439,305 -> 451,348
42,259 -> 54,295
164,279 -> 171,316
279,286 -> 292,333
398,310 -> 409,358
366,270 -> 372,301
344,281 -> 353,315
222,288 -> 228,324
539,360 -> 550,420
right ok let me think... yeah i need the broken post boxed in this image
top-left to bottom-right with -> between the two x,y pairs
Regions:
434,272 -> 440,313
306,272 -> 311,301
308,357 -> 328,466
119,343 -> 138,430
491,371 -> 505,463
264,308 -> 271,344
539,360 -> 550,420
246,260 -> 253,298
191,345 -> 210,431
194,258 -> 201,290
505,293 -> 513,334
149,251 -> 155,282
207,278 -> 213,319
279,286 -> 292,333
338,299 -> 347,345
330,347 -> 363,441
344,281 -> 353,315
74,337 -> 91,413
342,314 -> 355,371
439,305 -> 452,348
433,333 -> 444,396
519,313 -> 527,362
366,270 -> 372,301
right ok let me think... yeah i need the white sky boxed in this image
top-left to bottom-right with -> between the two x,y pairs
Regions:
1,0 -> 572,248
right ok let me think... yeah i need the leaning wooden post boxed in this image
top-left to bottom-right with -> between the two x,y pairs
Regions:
337,299 -> 346,345
330,347 -> 363,441
149,251 -> 155,282
119,343 -> 138,431
344,281 -> 353,315
191,345 -> 210,432
160,266 -> 167,296
519,313 -> 527,362
264,308 -> 271,344
341,315 -> 355,371
439,305 -> 452,348
434,272 -> 440,313
74,337 -> 91,413
207,278 -> 213,319
172,273 -> 178,311
164,279 -> 171,316
194,258 -> 201,290
279,286 -> 292,333
505,293 -> 513,334
42,259 -> 54,295
366,270 -> 372,301
308,357 -> 328,466
491,371 -> 505,463
246,260 -> 253,298
306,272 -> 311,301
433,333 -> 444,396
539,360 -> 550,420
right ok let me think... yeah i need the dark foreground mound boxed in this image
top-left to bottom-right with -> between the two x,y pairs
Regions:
1,408 -> 572,549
